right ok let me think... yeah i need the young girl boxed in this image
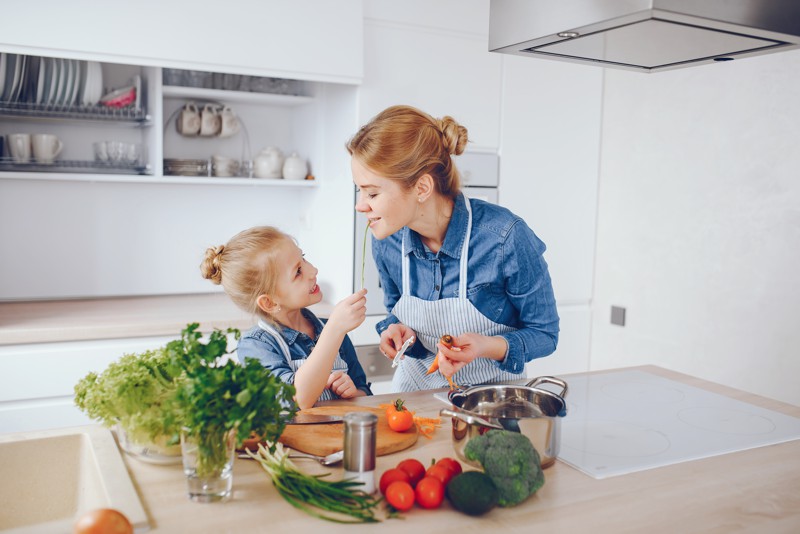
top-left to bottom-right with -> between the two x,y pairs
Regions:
201,226 -> 371,409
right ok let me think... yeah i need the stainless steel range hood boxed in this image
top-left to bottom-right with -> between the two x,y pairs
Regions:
489,0 -> 800,73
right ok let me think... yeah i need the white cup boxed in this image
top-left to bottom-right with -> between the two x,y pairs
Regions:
218,106 -> 240,138
176,103 -> 201,136
7,133 -> 32,163
199,104 -> 221,137
31,134 -> 63,164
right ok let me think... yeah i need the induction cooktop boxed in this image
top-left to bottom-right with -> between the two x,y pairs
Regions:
558,369 -> 800,479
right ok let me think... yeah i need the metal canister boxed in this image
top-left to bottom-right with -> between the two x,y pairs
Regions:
343,411 -> 378,493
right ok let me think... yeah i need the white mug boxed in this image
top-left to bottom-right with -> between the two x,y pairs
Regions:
31,134 -> 63,164
199,104 -> 221,137
7,133 -> 31,163
218,106 -> 240,138
176,103 -> 201,136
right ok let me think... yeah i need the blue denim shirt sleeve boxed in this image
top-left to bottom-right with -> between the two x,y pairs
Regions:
493,218 -> 560,374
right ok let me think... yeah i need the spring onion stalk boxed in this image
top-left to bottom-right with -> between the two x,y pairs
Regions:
360,223 -> 370,289
248,442 -> 383,523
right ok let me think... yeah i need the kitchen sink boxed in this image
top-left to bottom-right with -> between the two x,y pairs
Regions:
0,425 -> 148,533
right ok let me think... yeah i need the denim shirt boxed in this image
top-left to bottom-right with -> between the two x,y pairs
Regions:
236,308 -> 372,398
373,193 -> 559,374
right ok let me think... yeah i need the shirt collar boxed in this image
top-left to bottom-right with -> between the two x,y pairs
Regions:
403,192 -> 468,259
276,308 -> 322,344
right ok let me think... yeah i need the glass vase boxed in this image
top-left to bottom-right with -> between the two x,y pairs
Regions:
180,428 -> 236,502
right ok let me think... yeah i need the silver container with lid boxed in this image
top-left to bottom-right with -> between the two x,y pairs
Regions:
343,411 -> 377,493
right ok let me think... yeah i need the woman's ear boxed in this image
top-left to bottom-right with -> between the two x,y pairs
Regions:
415,173 -> 434,202
256,294 -> 279,314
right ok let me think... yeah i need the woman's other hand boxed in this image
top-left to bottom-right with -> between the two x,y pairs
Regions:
379,323 -> 416,360
327,288 -> 368,334
437,333 -> 509,376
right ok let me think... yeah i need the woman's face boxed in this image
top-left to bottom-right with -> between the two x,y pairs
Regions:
269,239 -> 322,310
352,157 -> 417,240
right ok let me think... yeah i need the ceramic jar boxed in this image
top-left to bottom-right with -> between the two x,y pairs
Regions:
282,152 -> 308,181
253,147 -> 284,179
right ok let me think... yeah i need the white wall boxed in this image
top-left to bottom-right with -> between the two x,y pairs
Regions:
591,50 -> 800,407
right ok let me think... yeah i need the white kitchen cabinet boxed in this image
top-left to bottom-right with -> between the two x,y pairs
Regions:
0,1 -> 363,85
0,336 -> 176,434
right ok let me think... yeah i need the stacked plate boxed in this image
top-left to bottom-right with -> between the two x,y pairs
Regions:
0,53 -> 104,107
164,158 -> 209,177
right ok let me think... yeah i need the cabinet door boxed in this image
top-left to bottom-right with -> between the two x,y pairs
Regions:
0,0 -> 363,84
359,19 -> 503,150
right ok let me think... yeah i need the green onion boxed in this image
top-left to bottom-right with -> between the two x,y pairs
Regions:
360,223 -> 370,290
249,443 -> 384,523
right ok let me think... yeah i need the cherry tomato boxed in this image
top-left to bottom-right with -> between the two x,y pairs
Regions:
396,458 -> 426,488
426,464 -> 455,486
74,508 -> 133,534
435,457 -> 463,477
415,476 -> 445,509
386,399 -> 414,432
385,480 -> 415,512
379,468 -> 411,495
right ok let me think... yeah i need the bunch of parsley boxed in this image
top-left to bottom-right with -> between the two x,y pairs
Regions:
172,323 -> 297,477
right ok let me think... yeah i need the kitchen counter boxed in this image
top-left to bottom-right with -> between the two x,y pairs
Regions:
121,366 -> 800,533
0,293 -> 333,346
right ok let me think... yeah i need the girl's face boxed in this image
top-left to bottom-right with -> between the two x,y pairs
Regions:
352,157 -> 418,240
270,239 -> 322,310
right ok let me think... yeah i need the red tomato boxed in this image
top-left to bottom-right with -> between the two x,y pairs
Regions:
415,476 -> 445,509
396,458 -> 426,488
74,508 -> 133,534
386,399 -> 414,432
435,457 -> 463,477
385,480 -> 415,512
425,464 -> 455,486
379,468 -> 411,495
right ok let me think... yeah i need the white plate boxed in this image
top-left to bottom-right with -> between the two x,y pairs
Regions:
46,58 -> 58,105
63,59 -> 75,106
0,53 -> 7,100
76,60 -> 87,107
81,60 -> 91,106
10,55 -> 26,102
35,57 -> 46,104
3,54 -> 19,101
92,61 -> 103,105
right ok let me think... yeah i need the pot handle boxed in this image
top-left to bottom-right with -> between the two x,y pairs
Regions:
440,408 -> 504,430
525,375 -> 568,398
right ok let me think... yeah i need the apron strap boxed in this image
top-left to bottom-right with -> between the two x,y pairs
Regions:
257,319 -> 293,365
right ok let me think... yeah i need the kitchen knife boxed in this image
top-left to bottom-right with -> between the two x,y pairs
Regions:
286,414 -> 345,425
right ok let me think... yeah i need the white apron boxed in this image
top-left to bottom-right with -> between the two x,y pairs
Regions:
258,317 -> 348,402
390,196 -> 520,392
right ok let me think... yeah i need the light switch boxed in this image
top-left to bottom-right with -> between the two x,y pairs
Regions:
611,306 -> 626,326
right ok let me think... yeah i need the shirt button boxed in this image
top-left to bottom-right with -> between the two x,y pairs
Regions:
434,285 -> 440,291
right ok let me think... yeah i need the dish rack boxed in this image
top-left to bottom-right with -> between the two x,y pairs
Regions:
0,100 -> 149,123
0,157 -> 150,175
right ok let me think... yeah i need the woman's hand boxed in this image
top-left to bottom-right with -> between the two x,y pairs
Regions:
326,288 -> 368,334
327,370 -> 360,398
437,333 -> 509,377
379,323 -> 417,360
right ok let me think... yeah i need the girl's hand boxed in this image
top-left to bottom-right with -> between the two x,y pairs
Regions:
326,288 -> 367,334
327,370 -> 359,398
379,323 -> 417,360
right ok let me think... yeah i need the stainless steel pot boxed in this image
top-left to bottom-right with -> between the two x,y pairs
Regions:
440,376 -> 568,469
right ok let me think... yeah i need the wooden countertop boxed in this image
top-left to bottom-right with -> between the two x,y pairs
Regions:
0,293 -> 333,346
121,366 -> 800,533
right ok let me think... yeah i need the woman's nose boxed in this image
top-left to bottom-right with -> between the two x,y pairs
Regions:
354,193 -> 369,213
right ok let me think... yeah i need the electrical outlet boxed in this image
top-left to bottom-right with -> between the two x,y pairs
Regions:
611,306 -> 626,326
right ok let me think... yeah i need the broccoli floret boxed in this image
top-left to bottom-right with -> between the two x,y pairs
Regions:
464,429 -> 545,507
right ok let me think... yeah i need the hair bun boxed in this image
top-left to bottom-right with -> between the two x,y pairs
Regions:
200,245 -> 225,285
437,115 -> 468,156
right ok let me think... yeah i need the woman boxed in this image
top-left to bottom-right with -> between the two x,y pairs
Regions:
347,105 -> 559,391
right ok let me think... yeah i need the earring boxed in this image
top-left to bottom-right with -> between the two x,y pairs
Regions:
275,305 -> 282,313
418,197 -> 423,203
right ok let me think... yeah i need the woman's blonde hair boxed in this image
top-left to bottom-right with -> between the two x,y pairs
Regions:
346,105 -> 467,198
200,226 -> 292,324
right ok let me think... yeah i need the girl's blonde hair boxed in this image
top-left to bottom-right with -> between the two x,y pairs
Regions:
345,105 -> 467,198
200,226 -> 292,324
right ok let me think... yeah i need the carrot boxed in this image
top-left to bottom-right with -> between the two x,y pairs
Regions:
425,335 -> 454,375
425,335 -> 460,390
413,416 -> 442,439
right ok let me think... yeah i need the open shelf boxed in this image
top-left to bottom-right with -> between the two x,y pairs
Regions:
162,86 -> 313,106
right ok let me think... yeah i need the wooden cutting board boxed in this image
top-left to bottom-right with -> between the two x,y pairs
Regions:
243,406 -> 418,457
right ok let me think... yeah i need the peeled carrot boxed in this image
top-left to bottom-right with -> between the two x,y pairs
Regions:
426,335 -> 459,390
